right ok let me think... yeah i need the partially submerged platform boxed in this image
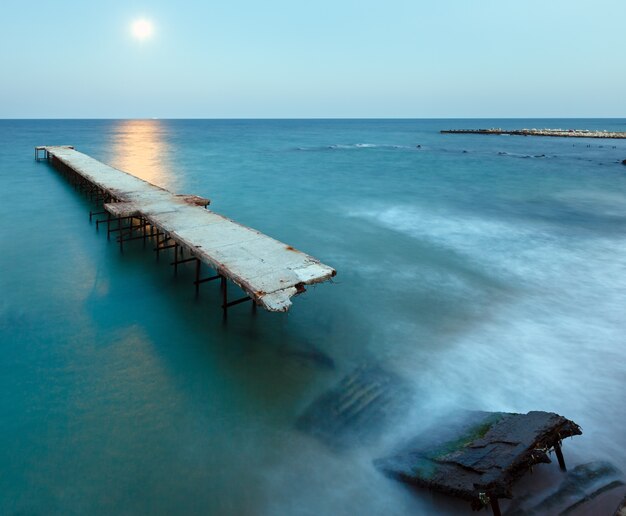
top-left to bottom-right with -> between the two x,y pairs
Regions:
37,145 -> 336,312
441,128 -> 626,139
375,410 -> 582,515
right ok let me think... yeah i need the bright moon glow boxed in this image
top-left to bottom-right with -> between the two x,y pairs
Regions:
132,19 -> 153,40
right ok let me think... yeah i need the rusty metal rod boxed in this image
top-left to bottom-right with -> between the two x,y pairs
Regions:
89,210 -> 107,222
118,222 -> 150,234
554,442 -> 566,471
195,259 -> 201,295
117,233 -> 152,243
118,217 -> 123,252
221,276 -> 227,318
154,244 -> 177,251
194,274 -> 221,285
170,257 -> 197,266
491,498 -> 502,516
109,223 -> 146,234
223,296 -> 252,309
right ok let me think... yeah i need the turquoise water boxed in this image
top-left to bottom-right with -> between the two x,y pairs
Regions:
1,119 -> 626,514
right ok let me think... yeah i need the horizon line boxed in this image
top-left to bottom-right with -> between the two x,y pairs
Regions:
1,116 -> 626,121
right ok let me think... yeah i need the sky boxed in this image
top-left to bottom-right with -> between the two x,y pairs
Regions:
1,0 -> 625,118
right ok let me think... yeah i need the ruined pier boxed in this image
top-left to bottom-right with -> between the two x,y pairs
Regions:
36,146 -> 335,314
376,410 -> 582,516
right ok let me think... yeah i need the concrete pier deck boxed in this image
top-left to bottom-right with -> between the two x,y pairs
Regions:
441,128 -> 626,139
38,145 -> 336,312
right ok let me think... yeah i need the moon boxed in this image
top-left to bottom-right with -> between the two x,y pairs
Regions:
132,19 -> 154,41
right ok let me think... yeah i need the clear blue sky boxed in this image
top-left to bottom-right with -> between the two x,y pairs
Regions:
1,0 -> 625,118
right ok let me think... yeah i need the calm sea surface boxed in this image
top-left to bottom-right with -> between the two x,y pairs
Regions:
1,119 -> 625,515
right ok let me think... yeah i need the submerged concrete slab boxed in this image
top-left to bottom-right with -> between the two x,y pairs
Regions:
296,364 -> 413,449
44,146 -> 336,312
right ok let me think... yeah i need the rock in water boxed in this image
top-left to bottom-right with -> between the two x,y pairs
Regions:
507,461 -> 624,515
374,410 -> 582,511
622,159 -> 626,165
295,364 -> 412,450
278,341 -> 335,369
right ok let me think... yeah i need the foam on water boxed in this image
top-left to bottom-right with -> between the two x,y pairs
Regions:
297,142 -> 415,151
346,199 -> 626,461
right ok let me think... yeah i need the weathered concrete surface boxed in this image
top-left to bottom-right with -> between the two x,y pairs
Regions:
442,128 -> 626,139
105,195 -> 209,218
296,364 -> 412,449
506,461 -> 624,515
374,410 -> 582,510
44,146 -> 336,312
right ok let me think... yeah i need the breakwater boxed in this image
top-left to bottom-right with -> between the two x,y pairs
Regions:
441,128 -> 626,139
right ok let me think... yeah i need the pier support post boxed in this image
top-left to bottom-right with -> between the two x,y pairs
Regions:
491,498 -> 502,516
105,213 -> 111,236
195,259 -> 201,296
156,235 -> 164,260
90,210 -> 107,224
221,275 -> 227,319
554,442 -> 567,471
118,218 -> 123,251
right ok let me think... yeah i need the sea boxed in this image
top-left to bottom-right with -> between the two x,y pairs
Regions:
1,119 -> 625,515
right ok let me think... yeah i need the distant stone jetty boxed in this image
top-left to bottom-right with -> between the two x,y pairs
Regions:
441,128 -> 626,139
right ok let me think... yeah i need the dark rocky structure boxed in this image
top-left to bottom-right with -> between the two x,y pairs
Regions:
441,128 -> 626,139
374,410 -> 581,515
508,460 -> 624,515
